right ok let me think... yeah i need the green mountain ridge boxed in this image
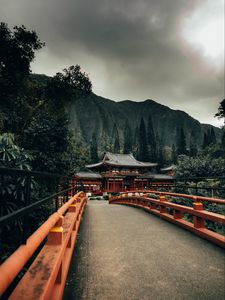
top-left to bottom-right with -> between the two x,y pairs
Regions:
69,93 -> 221,148
30,74 -> 221,149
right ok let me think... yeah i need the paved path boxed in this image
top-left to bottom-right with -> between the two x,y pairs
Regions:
63,200 -> 225,300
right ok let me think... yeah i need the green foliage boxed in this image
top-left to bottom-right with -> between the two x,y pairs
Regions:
123,119 -> 132,154
171,144 -> 177,163
202,128 -> 217,149
147,116 -> 157,162
46,65 -> 92,106
0,133 -> 32,212
215,99 -> 225,120
112,123 -> 120,153
132,125 -> 139,157
100,130 -> 112,153
0,23 -> 44,91
138,118 -> 149,161
90,132 -> 99,163
0,133 -> 32,169
176,127 -> 187,155
0,133 -> 34,260
23,111 -> 69,173
221,129 -> 225,147
202,143 -> 225,159
114,135 -> 120,153
189,140 -> 198,157
0,23 -> 44,134
176,155 -> 225,178
157,141 -> 164,167
63,132 -> 90,174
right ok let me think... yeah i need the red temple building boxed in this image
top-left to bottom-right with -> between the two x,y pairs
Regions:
74,152 -> 174,193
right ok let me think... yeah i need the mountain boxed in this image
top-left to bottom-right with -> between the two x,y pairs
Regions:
30,73 -> 221,150
69,93 -> 221,149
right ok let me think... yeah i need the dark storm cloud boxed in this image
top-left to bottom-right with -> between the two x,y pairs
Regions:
0,0 -> 224,126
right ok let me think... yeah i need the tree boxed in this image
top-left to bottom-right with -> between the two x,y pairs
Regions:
46,65 -> 92,106
221,131 -> 225,148
176,155 -> 225,178
157,141 -> 164,167
177,127 -> 187,155
189,140 -> 198,157
0,23 -> 44,94
215,99 -> 225,149
0,133 -> 34,260
189,130 -> 198,157
0,23 -> 44,134
132,125 -> 139,156
0,133 -> 32,170
61,132 -> 90,174
171,144 -> 177,164
202,132 -> 208,149
23,111 -> 73,174
137,118 -> 149,161
215,99 -> 225,122
90,132 -> 99,163
147,116 -> 157,161
210,128 -> 216,144
114,135 -> 120,153
123,119 -> 132,154
112,123 -> 120,153
101,129 -> 111,152
202,128 -> 216,149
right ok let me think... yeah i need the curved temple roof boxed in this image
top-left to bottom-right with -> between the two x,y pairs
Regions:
86,152 -> 158,168
75,171 -> 102,179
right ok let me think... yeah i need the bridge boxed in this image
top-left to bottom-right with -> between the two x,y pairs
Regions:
0,169 -> 224,299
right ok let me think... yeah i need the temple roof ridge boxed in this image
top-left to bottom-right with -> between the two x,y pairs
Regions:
86,152 -> 157,169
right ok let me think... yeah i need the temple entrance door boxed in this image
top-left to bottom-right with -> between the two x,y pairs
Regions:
108,180 -> 123,192
115,181 -> 123,192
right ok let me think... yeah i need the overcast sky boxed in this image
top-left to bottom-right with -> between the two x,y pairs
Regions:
1,0 -> 224,127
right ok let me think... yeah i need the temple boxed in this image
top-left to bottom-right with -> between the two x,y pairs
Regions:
74,152 -> 174,194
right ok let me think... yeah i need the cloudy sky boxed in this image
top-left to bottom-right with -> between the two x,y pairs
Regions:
1,0 -> 224,127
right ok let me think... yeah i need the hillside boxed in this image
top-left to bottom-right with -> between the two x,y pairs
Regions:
69,93 -> 221,148
30,74 -> 221,149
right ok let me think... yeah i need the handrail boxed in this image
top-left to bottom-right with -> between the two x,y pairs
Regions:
118,190 -> 225,205
149,190 -> 225,204
0,166 -> 62,178
0,167 -> 77,244
0,186 -> 76,227
109,192 -> 225,248
174,176 -> 225,181
152,184 -> 225,192
0,191 -> 87,299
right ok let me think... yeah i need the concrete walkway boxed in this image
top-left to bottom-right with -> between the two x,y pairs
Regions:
63,200 -> 225,300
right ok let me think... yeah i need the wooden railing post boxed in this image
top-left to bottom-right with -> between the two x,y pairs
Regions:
173,209 -> 182,219
69,202 -> 76,213
159,195 -> 167,213
47,216 -> 64,245
193,202 -> 205,228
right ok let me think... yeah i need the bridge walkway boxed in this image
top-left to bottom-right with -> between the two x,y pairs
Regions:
63,200 -> 225,300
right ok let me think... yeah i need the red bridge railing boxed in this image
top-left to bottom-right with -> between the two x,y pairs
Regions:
109,191 -> 225,248
0,191 -> 87,299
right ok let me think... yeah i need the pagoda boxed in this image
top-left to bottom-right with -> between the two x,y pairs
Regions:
74,152 -> 174,193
